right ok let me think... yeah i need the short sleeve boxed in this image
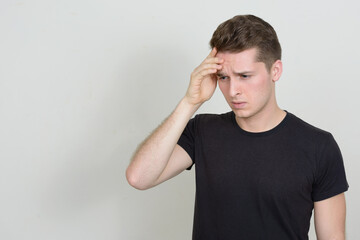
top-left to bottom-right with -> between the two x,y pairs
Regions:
177,117 -> 196,170
312,133 -> 349,202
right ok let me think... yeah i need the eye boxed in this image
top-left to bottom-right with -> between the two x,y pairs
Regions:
217,76 -> 228,81
241,74 -> 250,79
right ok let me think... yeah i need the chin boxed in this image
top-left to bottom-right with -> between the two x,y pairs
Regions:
232,109 -> 252,119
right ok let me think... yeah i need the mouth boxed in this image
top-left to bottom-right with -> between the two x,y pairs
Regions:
231,101 -> 247,109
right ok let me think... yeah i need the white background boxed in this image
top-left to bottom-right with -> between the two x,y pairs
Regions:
0,0 -> 359,239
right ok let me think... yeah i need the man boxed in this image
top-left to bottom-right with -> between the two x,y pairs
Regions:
126,15 -> 349,239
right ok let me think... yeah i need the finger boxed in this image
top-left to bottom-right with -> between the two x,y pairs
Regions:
195,65 -> 222,79
198,68 -> 218,78
205,48 -> 217,60
210,47 -> 217,57
203,57 -> 224,64
193,63 -> 222,75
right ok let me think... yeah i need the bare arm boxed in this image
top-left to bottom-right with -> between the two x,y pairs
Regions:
126,99 -> 199,190
314,193 -> 346,240
126,48 -> 223,190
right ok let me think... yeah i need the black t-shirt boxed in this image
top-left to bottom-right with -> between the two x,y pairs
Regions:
177,111 -> 349,240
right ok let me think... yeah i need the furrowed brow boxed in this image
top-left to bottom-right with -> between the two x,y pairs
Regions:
217,71 -> 255,76
234,71 -> 255,75
216,71 -> 227,77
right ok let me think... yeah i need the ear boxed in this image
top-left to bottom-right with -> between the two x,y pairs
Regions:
271,60 -> 283,82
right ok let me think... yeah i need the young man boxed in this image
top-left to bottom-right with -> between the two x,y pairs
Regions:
126,15 -> 349,239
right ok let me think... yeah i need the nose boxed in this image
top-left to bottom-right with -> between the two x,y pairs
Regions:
229,79 -> 242,97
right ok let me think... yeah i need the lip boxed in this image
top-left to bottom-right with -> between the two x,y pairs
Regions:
231,101 -> 247,109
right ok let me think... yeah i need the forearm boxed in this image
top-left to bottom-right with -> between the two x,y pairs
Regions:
126,98 -> 200,190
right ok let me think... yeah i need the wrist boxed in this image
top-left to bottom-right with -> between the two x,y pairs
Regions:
181,96 -> 202,112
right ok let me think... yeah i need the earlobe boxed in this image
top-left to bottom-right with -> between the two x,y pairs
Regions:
272,60 -> 283,82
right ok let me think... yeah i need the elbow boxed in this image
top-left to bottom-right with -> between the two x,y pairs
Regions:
317,231 -> 345,240
330,233 -> 345,240
125,166 -> 152,191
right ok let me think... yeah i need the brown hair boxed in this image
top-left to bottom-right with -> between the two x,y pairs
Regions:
210,15 -> 281,72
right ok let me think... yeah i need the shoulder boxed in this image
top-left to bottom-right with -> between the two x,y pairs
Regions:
286,111 -> 333,142
284,112 -> 343,170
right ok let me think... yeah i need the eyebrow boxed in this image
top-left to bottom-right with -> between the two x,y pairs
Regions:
216,71 -> 255,76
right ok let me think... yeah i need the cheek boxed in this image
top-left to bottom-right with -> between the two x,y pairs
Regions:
248,77 -> 272,99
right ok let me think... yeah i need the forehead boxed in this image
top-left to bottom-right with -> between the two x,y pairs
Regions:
216,48 -> 261,71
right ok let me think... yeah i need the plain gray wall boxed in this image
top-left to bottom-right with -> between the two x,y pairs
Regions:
0,0 -> 359,239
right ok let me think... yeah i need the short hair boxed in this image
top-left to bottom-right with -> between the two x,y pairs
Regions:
210,15 -> 282,72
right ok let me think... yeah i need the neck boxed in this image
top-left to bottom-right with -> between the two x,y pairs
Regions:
235,103 -> 286,133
